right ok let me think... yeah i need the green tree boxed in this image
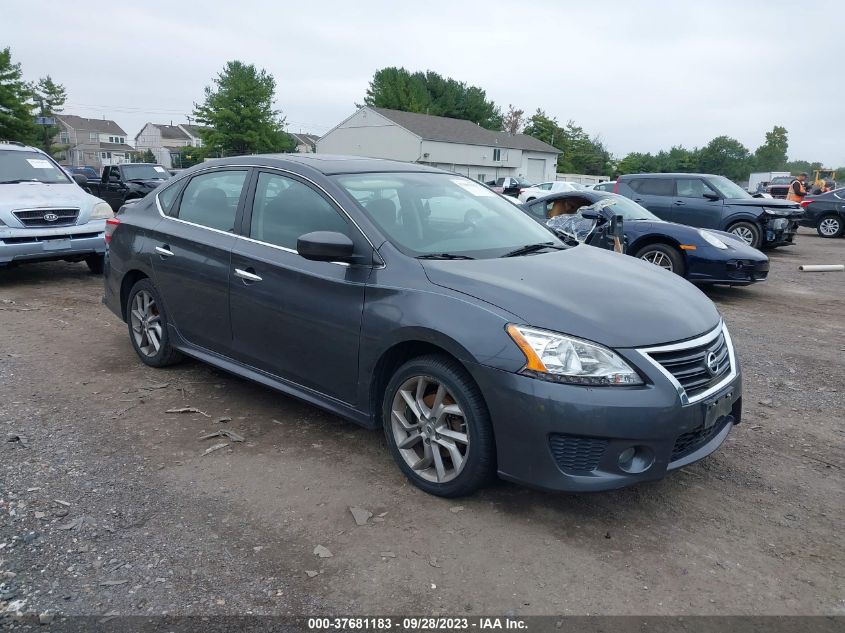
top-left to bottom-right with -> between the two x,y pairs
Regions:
138,148 -> 156,163
193,60 -> 295,156
753,125 -> 788,171
0,47 -> 36,144
697,136 -> 752,181
175,144 -> 207,168
523,111 -> 612,176
31,75 -> 67,155
363,67 -> 502,130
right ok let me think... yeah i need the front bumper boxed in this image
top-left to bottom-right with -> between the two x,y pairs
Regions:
763,217 -> 800,246
688,255 -> 769,285
468,346 -> 742,492
0,222 -> 106,264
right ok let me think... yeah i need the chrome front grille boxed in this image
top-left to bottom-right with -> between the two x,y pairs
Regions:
640,324 -> 736,404
13,208 -> 80,227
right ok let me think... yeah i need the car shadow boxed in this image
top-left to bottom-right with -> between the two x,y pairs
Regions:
0,261 -> 95,288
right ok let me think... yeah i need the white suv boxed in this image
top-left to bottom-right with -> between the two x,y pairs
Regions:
0,142 -> 113,272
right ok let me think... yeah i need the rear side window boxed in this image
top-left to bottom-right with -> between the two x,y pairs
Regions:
629,178 -> 673,196
175,170 -> 248,232
249,172 -> 348,250
157,182 -> 183,215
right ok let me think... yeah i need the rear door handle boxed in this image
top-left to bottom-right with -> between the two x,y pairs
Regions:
155,245 -> 174,257
674,200 -> 686,206
634,198 -> 643,203
234,268 -> 262,283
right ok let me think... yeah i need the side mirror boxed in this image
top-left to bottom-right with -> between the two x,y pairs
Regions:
72,174 -> 88,186
297,231 -> 354,263
703,192 -> 720,201
580,209 -> 601,220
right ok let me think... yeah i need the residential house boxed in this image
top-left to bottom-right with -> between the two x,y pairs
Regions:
134,123 -> 206,168
290,132 -> 320,153
55,115 -> 134,170
316,107 -> 559,183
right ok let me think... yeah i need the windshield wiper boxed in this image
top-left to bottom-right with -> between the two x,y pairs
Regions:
501,242 -> 564,257
416,253 -> 476,260
0,179 -> 40,184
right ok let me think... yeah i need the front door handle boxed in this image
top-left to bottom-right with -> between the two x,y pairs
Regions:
634,198 -> 643,203
674,200 -> 686,206
155,245 -> 174,257
234,267 -> 262,283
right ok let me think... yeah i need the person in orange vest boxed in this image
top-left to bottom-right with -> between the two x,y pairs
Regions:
786,172 -> 808,202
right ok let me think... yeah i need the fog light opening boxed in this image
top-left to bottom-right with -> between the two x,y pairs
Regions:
617,445 -> 654,474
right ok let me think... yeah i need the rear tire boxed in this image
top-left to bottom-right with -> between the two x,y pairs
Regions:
85,254 -> 104,274
728,221 -> 762,249
126,279 -> 183,368
382,354 -> 495,497
817,214 -> 843,238
634,243 -> 686,277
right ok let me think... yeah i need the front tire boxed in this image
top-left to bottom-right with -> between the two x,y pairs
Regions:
635,243 -> 686,276
728,221 -> 762,249
383,355 -> 495,497
126,279 -> 183,368
85,254 -> 104,274
817,215 -> 843,238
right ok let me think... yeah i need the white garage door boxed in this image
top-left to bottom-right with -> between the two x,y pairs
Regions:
526,158 -> 545,183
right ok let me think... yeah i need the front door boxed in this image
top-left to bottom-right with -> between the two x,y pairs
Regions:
229,169 -> 371,404
669,177 -> 723,228
150,168 -> 250,354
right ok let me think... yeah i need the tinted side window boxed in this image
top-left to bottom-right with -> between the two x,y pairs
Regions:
250,172 -> 348,250
630,178 -> 673,196
675,178 -> 718,198
175,170 -> 248,232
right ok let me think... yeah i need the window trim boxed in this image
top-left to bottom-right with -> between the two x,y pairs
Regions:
154,163 -> 380,266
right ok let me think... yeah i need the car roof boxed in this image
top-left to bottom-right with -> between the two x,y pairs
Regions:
207,154 -> 445,177
619,173 -> 720,179
0,142 -> 42,153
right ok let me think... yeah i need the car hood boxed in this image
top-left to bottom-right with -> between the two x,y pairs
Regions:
421,245 -> 721,348
126,179 -> 165,189
725,197 -> 801,213
0,182 -> 102,211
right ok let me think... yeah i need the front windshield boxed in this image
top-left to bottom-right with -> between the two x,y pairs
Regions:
771,176 -> 792,185
334,172 -> 564,259
122,164 -> 170,181
707,175 -> 752,199
592,195 -> 659,220
514,176 -> 533,187
0,150 -> 70,184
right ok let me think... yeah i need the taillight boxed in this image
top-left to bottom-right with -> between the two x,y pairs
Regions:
613,180 -> 620,193
105,217 -> 120,244
800,200 -> 813,208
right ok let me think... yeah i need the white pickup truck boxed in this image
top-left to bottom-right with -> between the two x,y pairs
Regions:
0,141 -> 113,272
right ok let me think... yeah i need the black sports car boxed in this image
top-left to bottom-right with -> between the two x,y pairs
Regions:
521,190 -> 769,285
797,188 -> 845,238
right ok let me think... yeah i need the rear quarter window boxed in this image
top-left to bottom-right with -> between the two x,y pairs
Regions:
630,178 -> 673,196
157,181 -> 184,216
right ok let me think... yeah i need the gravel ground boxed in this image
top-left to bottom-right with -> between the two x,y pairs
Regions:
1,228 -> 843,624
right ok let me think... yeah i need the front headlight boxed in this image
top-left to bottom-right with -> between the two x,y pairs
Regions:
698,229 -> 728,249
89,202 -> 114,220
506,324 -> 643,386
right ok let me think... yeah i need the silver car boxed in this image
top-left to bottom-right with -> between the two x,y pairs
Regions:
0,142 -> 113,272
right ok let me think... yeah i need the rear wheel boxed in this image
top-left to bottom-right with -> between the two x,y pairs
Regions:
728,221 -> 762,248
817,214 -> 843,238
635,243 -> 686,276
126,279 -> 183,367
383,355 -> 495,497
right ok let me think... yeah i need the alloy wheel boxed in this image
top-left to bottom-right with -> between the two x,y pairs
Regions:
731,226 -> 756,246
819,217 -> 841,236
390,376 -> 469,484
640,250 -> 674,271
129,290 -> 163,357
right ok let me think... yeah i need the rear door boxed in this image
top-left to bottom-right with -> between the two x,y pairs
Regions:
149,168 -> 250,354
670,177 -> 723,228
626,177 -> 674,219
228,169 -> 371,404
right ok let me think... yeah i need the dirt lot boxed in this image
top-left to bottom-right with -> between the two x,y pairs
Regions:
1,229 -> 843,620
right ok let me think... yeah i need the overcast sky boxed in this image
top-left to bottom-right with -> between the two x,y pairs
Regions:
4,0 -> 842,166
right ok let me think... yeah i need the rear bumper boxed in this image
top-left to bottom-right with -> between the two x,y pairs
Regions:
467,359 -> 742,492
0,223 -> 106,264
